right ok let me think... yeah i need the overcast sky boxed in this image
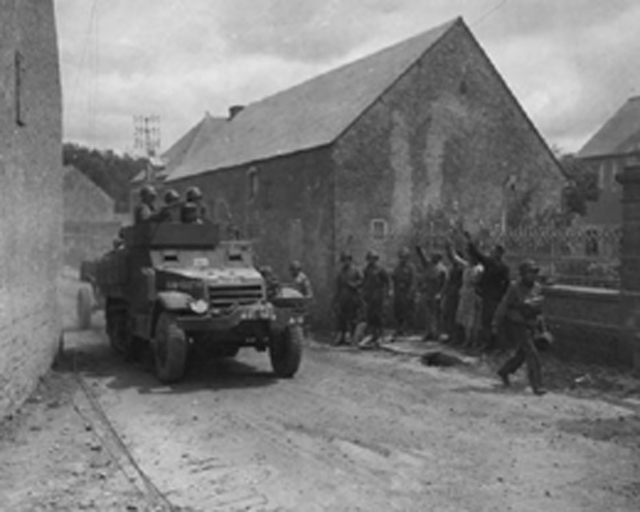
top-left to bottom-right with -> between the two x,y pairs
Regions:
54,0 -> 640,155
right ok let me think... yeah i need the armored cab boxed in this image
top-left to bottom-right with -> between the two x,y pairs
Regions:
79,221 -> 304,383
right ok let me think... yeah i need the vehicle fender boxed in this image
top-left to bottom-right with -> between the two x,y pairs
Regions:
156,291 -> 192,312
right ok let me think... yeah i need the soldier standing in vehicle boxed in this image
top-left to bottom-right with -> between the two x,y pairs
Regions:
134,185 -> 158,224
493,260 -> 547,396
160,188 -> 181,222
392,247 -> 416,338
359,250 -> 390,349
334,252 -> 362,346
186,186 -> 208,221
289,261 -> 313,299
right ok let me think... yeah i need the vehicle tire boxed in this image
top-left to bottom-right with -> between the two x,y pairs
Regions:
270,325 -> 303,378
77,286 -> 93,330
154,311 -> 189,384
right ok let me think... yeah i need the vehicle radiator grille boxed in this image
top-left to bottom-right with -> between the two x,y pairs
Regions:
208,285 -> 264,308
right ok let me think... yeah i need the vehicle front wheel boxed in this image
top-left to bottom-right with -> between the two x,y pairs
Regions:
269,325 -> 303,378
153,311 -> 189,384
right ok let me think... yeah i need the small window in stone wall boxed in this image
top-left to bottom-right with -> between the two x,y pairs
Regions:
371,219 -> 388,240
15,51 -> 25,127
248,168 -> 259,201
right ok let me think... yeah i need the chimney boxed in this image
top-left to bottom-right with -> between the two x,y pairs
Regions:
228,105 -> 245,120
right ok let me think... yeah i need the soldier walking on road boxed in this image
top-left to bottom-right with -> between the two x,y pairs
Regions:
392,247 -> 416,338
359,250 -> 390,349
334,252 -> 362,346
493,260 -> 547,396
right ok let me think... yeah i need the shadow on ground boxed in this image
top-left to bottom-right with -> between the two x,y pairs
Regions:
59,321 -> 279,396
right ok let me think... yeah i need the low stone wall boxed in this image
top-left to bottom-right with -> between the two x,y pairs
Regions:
64,220 -> 122,269
543,285 -> 634,367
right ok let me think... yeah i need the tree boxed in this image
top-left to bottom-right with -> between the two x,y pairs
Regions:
558,154 -> 599,217
63,143 -> 150,212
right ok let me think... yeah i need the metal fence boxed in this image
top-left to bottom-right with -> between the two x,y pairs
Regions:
501,225 -> 621,289
414,223 -> 621,290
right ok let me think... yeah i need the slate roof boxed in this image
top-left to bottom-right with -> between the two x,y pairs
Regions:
167,17 -> 461,182
578,96 -> 640,158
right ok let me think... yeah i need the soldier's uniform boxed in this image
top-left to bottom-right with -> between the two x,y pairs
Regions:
290,261 -> 313,299
134,185 -> 158,224
494,260 -> 546,395
361,251 -> 389,344
334,254 -> 362,345
392,248 -> 416,336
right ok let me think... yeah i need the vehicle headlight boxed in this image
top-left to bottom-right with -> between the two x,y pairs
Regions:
189,299 -> 208,314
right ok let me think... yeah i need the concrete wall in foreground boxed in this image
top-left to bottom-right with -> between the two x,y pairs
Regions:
0,0 -> 63,415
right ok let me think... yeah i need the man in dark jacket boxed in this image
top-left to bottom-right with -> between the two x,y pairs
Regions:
467,235 -> 510,351
334,252 -> 363,346
359,250 -> 390,348
392,247 -> 416,337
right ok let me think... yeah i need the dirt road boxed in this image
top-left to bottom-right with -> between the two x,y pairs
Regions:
5,322 -> 630,512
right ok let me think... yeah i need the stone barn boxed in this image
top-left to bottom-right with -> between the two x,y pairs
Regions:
0,0 -> 63,414
165,17 -> 564,327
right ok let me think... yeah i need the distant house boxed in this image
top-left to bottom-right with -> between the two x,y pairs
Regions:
64,165 -> 115,223
576,96 -> 640,226
165,17 -> 564,326
0,0 -> 63,415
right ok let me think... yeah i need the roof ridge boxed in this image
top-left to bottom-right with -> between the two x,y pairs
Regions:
166,16 -> 462,181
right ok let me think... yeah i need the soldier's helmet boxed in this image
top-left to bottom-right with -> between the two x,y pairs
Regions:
398,247 -> 410,259
163,189 -> 180,205
366,250 -> 379,261
289,260 -> 302,272
140,184 -> 157,201
339,251 -> 352,263
186,186 -> 203,202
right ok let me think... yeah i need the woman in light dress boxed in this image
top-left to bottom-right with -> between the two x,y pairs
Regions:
446,240 -> 484,348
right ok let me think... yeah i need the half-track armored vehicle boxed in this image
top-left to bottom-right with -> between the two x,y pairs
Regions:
77,220 -> 304,384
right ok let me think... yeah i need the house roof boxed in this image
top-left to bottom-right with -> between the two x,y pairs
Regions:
130,112 -> 227,184
578,96 -> 640,158
63,165 -> 114,204
167,17 -> 461,182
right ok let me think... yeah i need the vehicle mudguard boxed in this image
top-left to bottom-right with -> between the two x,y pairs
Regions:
156,291 -> 192,312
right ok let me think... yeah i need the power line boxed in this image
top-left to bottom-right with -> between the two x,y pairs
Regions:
471,0 -> 510,27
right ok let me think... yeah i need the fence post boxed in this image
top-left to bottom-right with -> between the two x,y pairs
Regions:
616,164 -> 640,376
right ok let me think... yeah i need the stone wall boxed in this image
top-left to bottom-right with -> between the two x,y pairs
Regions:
0,0 -> 63,415
543,285 -> 631,366
64,221 -> 123,269
332,19 -> 565,267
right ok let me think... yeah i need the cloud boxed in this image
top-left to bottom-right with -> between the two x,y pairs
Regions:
56,0 -> 640,155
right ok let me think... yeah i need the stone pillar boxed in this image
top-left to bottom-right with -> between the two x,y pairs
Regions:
616,164 -> 640,375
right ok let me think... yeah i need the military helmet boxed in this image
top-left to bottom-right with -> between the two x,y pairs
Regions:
289,260 -> 302,272
139,184 -> 157,201
163,188 -> 180,204
186,186 -> 203,202
366,250 -> 379,261
398,247 -> 410,259
339,251 -> 352,263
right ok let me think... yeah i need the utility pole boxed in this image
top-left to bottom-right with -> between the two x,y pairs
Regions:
133,115 -> 161,181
